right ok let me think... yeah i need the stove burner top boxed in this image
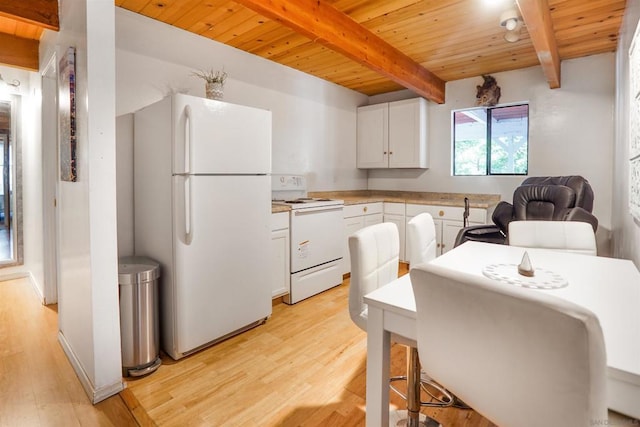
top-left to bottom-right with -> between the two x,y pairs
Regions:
282,198 -> 334,203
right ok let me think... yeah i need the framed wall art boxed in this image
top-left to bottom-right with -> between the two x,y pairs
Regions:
59,46 -> 77,182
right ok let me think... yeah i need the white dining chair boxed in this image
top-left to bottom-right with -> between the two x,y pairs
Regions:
508,220 -> 597,256
348,222 -> 451,425
410,262 -> 608,427
406,212 -> 469,410
348,222 -> 400,331
406,212 -> 437,268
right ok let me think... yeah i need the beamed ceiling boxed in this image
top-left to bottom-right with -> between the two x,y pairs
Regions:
0,0 -> 627,103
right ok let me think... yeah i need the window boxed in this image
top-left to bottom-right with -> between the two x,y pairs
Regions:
453,104 -> 529,176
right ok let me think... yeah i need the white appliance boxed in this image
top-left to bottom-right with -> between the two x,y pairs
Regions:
272,175 -> 344,304
134,94 -> 272,360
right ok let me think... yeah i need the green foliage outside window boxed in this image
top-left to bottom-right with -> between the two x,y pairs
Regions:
453,104 -> 529,176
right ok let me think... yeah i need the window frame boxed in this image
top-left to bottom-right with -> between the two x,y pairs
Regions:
452,102 -> 530,177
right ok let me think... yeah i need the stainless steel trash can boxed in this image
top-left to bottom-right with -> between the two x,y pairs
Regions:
118,256 -> 161,377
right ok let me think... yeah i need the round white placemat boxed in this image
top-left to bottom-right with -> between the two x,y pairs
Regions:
482,263 -> 568,290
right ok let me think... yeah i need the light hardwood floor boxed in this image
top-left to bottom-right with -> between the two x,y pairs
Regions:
0,277 -> 137,426
3,270 -> 637,426
124,265 -> 495,427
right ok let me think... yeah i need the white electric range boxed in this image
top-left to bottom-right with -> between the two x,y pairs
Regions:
272,175 -> 344,304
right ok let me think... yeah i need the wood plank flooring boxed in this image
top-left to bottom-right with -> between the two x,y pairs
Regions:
0,277 -> 137,427
125,266 -> 495,426
2,270 -> 637,426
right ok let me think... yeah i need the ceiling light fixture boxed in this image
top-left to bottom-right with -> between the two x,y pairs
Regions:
0,74 -> 20,89
499,8 -> 522,43
504,30 -> 520,43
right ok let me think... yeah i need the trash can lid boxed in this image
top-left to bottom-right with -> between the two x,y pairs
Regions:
118,256 -> 160,285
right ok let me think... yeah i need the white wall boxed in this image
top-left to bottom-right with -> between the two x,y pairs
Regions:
20,73 -> 45,292
368,54 -> 615,232
116,113 -> 134,257
613,1 -> 640,266
39,0 -> 122,403
114,7 -> 368,193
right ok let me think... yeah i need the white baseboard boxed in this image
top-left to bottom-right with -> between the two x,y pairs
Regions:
0,272 -> 46,305
58,331 -> 125,404
28,273 -> 46,305
0,271 -> 30,282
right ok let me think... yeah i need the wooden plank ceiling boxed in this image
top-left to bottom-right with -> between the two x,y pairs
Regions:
0,0 -> 59,70
0,1 -> 626,102
114,0 -> 625,102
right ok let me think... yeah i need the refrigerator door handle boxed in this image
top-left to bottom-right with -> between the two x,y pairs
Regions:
184,176 -> 193,245
184,105 -> 193,174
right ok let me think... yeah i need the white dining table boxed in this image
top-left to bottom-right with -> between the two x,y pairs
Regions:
363,241 -> 640,427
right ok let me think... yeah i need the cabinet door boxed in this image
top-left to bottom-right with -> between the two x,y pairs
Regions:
271,228 -> 290,298
365,212 -> 383,227
357,103 -> 389,168
388,98 -> 428,168
441,219 -> 463,255
384,214 -> 406,262
343,216 -> 365,274
430,218 -> 444,256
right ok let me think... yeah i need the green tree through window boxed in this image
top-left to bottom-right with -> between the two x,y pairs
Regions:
453,104 -> 529,176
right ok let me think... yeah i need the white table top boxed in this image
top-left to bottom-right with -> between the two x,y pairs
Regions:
365,241 -> 640,383
364,274 -> 415,318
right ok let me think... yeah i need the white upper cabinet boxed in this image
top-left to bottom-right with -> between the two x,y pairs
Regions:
357,98 -> 428,169
388,98 -> 428,168
356,103 -> 389,168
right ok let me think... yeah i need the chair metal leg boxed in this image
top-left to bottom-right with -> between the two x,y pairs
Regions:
406,346 -> 423,426
389,346 -> 458,426
391,347 -> 442,427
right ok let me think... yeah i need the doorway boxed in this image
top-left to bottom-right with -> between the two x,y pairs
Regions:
0,94 -> 22,268
0,132 -> 11,260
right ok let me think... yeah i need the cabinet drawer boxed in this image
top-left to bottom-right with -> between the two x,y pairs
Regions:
343,202 -> 383,218
383,202 -> 405,215
271,211 -> 289,231
406,204 -> 486,223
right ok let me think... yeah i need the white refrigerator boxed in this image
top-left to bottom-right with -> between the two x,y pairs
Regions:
134,94 -> 272,360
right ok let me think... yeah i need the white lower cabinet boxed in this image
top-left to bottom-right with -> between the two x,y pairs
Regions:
441,219 -> 465,255
405,204 -> 488,258
271,212 -> 290,298
383,202 -> 406,262
342,202 -> 383,274
272,202 -> 487,295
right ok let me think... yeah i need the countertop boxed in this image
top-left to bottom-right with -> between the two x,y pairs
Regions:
271,204 -> 290,213
271,190 -> 501,213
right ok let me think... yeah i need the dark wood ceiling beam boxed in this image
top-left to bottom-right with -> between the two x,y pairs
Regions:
516,0 -> 561,89
0,33 -> 39,71
0,0 -> 59,31
233,0 -> 446,103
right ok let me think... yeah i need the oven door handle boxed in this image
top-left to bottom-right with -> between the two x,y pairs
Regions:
293,206 -> 344,215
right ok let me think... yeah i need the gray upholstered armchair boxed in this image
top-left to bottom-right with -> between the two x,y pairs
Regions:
455,175 -> 598,247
